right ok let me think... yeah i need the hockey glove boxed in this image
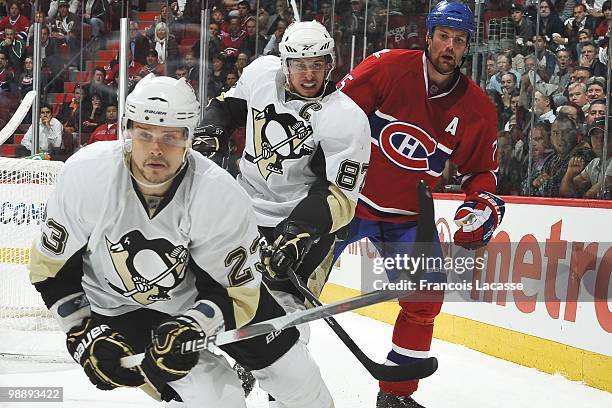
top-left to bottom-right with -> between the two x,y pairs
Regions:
192,124 -> 230,168
261,220 -> 316,280
140,315 -> 205,393
453,192 -> 505,250
66,318 -> 145,390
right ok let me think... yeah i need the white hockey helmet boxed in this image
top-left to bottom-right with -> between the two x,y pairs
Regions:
280,21 -> 335,76
123,74 -> 200,141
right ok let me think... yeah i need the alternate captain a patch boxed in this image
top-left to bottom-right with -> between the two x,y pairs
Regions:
105,230 -> 189,305
246,103 -> 315,180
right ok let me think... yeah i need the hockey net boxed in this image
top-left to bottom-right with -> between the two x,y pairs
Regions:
0,157 -> 71,362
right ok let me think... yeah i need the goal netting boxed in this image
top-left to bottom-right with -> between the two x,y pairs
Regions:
0,157 -> 71,362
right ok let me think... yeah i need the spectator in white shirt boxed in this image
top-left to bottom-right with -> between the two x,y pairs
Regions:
16,104 -> 63,157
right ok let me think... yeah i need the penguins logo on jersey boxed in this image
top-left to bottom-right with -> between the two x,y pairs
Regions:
105,230 -> 188,305
249,104 -> 314,180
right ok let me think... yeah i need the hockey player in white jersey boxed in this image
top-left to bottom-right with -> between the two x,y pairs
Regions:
197,21 -> 371,319
28,74 -> 332,408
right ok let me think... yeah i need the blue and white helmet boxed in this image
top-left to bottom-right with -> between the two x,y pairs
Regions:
426,1 -> 475,41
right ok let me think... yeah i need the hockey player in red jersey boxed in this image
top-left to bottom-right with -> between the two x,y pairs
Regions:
333,2 -> 505,407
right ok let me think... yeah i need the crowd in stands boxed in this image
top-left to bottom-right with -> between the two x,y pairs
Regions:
0,0 -> 610,199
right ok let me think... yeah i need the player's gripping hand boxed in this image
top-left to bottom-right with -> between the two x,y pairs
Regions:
66,318 -> 145,390
453,192 -> 505,250
261,220 -> 316,280
192,125 -> 230,167
140,315 -> 205,392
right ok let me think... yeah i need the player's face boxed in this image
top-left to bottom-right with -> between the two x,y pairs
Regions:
129,123 -> 188,185
428,27 -> 468,75
287,56 -> 328,98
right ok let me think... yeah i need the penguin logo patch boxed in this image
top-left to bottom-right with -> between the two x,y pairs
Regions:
248,104 -> 314,180
105,230 -> 188,305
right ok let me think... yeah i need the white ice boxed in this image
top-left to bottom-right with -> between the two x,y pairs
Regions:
1,312 -> 610,408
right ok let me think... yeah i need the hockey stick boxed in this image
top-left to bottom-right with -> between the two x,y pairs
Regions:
287,181 -> 437,382
120,190 -> 435,379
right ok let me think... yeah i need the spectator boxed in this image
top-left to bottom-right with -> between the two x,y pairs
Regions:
57,83 -> 83,136
565,3 -> 599,60
511,3 -> 536,55
537,0 -> 565,48
585,99 -> 607,125
533,34 -> 558,80
80,92 -> 105,135
534,90 -> 556,123
500,72 -> 518,109
129,21 -> 151,66
219,15 -> 246,58
88,104 -> 118,144
580,40 -> 607,75
16,104 -> 63,157
484,55 -> 497,89
83,66 -> 115,107
152,22 -> 179,74
0,1 -> 29,41
47,0 -> 80,18
137,49 -> 166,79
39,25 -> 63,87
50,0 -> 81,65
211,8 -> 228,34
497,131 -> 523,195
504,92 -> 523,131
594,0 -> 612,38
0,26 -> 24,75
17,54 -> 32,96
237,0 -> 253,27
560,118 -> 612,198
184,51 -> 198,82
550,48 -> 572,96
0,49 -> 16,93
26,9 -> 48,47
240,16 -> 265,57
522,116 -> 595,196
223,70 -> 238,91
525,122 -> 554,176
263,18 -> 286,56
486,89 -> 507,130
234,51 -> 249,77
145,3 -> 176,38
585,76 -> 606,101
487,53 -> 522,93
81,0 -> 108,43
571,65 -> 592,84
576,28 -> 594,58
558,101 -> 586,127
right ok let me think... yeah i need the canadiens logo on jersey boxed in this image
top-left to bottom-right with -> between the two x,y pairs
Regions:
372,112 -> 452,177
248,103 -> 315,180
105,230 -> 188,305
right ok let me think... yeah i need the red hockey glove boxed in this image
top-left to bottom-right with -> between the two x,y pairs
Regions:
453,192 -> 505,249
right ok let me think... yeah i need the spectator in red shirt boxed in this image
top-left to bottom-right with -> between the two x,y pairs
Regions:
88,104 -> 118,144
0,50 -> 16,93
0,1 -> 30,41
219,16 -> 246,58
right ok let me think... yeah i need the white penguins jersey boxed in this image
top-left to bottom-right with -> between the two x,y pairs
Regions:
29,141 -> 264,329
227,56 -> 371,228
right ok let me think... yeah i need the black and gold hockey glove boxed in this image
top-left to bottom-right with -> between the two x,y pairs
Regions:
261,220 -> 316,280
192,125 -> 230,168
66,318 -> 145,390
140,315 -> 205,393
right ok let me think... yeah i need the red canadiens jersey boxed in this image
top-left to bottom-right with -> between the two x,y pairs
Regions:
339,49 -> 499,222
